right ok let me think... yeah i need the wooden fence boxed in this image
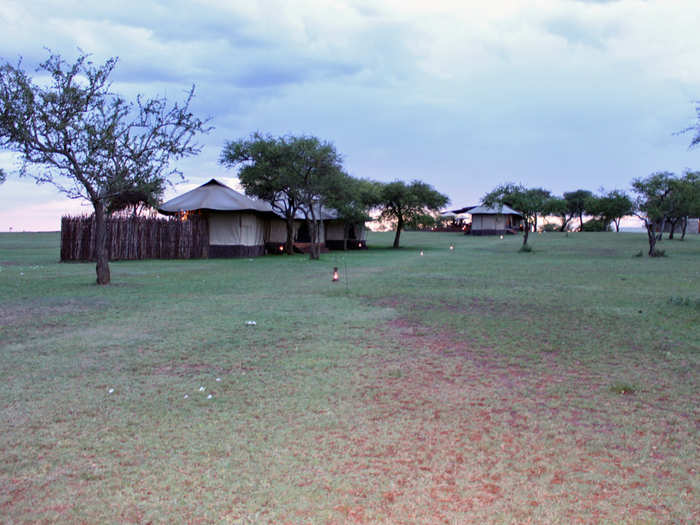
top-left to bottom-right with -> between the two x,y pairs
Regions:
61,214 -> 209,261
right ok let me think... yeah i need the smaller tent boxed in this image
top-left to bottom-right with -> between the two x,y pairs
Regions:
462,204 -> 523,235
159,179 -> 280,257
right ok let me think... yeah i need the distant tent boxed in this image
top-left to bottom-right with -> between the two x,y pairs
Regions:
159,179 -> 282,257
467,204 -> 523,235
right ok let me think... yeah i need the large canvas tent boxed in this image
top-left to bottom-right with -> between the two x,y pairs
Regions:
159,179 -> 280,257
159,179 -> 368,257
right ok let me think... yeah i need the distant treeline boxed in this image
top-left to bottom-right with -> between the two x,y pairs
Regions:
61,215 -> 209,261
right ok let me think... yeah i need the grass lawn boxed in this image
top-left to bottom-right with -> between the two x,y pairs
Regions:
0,230 -> 698,523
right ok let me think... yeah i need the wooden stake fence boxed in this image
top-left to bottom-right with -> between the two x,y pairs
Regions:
61,214 -> 209,261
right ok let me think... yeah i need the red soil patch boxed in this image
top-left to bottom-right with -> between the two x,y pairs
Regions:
312,316 -> 700,523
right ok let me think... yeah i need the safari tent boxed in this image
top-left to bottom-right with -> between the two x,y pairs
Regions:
294,207 -> 367,250
159,179 -> 368,257
468,204 -> 523,235
158,179 -> 281,257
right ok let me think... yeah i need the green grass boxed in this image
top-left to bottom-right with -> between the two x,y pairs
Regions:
1,230 -> 698,523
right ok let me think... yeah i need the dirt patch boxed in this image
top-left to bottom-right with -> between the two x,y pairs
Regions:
312,316 -> 699,523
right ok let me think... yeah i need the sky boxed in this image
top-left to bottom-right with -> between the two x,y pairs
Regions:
1,0 -> 699,231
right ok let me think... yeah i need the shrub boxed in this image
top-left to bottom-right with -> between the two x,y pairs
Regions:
581,218 -> 611,232
542,223 -> 558,232
610,382 -> 636,395
634,250 -> 644,257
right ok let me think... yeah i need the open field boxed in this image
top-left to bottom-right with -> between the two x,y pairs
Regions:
0,231 -> 698,524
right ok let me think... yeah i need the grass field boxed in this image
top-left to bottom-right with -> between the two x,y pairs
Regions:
1,230 -> 698,524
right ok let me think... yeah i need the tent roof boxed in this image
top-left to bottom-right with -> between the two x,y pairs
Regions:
468,204 -> 522,216
158,179 -> 277,215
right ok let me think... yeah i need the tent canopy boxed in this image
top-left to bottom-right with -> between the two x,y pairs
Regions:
462,204 -> 522,216
159,179 -> 276,215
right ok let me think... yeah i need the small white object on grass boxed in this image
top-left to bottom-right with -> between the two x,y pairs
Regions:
245,321 -> 257,326
108,388 -> 114,394
199,386 -> 205,392
20,272 -> 24,276
216,377 -> 221,382
207,394 -> 212,399
184,394 -> 189,399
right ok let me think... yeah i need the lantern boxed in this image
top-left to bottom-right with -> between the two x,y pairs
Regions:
332,267 -> 339,282
420,250 -> 424,256
449,244 -> 454,251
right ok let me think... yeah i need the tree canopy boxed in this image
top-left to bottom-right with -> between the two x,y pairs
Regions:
586,189 -> 634,232
375,180 -> 448,249
0,51 -> 209,283
220,133 -> 347,258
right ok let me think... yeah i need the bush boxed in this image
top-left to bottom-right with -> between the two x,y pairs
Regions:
542,223 -> 559,232
581,218 -> 611,232
610,382 -> 636,395
634,250 -> 644,257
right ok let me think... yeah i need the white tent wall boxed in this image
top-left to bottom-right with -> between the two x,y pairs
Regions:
207,212 -> 266,257
325,221 -> 345,241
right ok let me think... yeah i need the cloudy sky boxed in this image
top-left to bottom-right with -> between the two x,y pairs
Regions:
1,0 -> 699,231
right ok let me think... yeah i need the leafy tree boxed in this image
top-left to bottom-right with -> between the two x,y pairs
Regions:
288,136 -> 345,260
668,171 -> 700,240
631,172 -> 675,256
482,183 -> 551,246
221,133 -> 347,259
0,52 -> 209,284
322,175 -> 380,249
376,180 -> 448,248
563,189 -> 594,231
542,196 -> 570,231
586,189 -> 634,232
220,133 -> 298,254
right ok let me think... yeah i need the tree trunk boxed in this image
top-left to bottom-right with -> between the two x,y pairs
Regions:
393,217 -> 403,248
656,217 -> 666,240
309,219 -> 320,260
558,215 -> 568,232
285,216 -> 295,255
681,216 -> 688,240
645,221 -> 658,256
613,218 -> 621,232
93,200 -> 111,285
522,221 -> 530,245
668,219 -> 677,240
579,213 -> 584,231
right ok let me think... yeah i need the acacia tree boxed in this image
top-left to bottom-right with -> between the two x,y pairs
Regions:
542,196 -> 570,231
631,172 -> 675,256
586,189 -> 634,232
667,171 -> 700,240
0,52 -> 209,284
375,180 -> 448,248
322,174 -> 380,250
563,189 -> 594,231
221,133 -> 347,259
482,183 -> 551,246
221,133 -> 300,254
